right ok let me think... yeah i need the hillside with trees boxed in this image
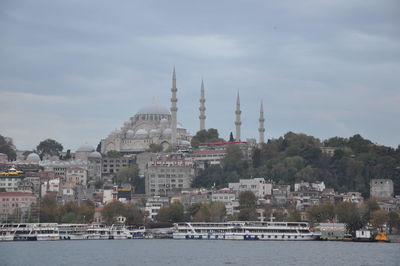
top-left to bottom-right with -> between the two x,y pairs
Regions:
192,132 -> 400,197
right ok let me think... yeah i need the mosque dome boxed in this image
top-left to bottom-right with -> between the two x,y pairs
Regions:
179,140 -> 191,146
88,151 -> 102,159
163,128 -> 172,135
149,129 -> 160,136
76,144 -> 95,152
126,129 -> 134,136
136,102 -> 170,115
136,129 -> 148,135
177,123 -> 184,129
26,153 -> 40,163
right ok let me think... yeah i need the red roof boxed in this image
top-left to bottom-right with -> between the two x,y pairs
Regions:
200,141 -> 247,146
0,192 -> 36,197
193,150 -> 226,155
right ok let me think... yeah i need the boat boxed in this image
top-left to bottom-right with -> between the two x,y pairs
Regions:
86,224 -> 110,240
33,223 -> 59,241
0,224 -> 18,241
173,221 -> 320,241
109,224 -> 132,240
58,224 -> 88,240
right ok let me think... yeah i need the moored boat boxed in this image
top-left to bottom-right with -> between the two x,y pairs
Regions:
173,221 -> 320,241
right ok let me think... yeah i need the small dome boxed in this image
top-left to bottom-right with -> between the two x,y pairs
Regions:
26,153 -> 40,163
177,123 -> 184,129
136,102 -> 170,115
76,144 -> 95,152
126,130 -> 134,136
163,128 -> 172,135
136,129 -> 148,135
150,129 -> 160,135
88,151 -> 102,159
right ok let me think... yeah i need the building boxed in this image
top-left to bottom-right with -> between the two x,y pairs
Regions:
87,151 -> 102,181
145,154 -> 196,196
65,167 -> 87,186
0,192 -> 37,222
212,188 -> 238,216
229,178 -> 272,198
0,167 -> 25,192
101,69 -> 191,154
75,144 -> 95,161
101,156 -> 135,177
145,196 -> 170,220
370,179 -> 394,198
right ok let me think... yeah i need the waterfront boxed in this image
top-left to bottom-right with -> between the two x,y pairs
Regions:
1,240 -> 399,266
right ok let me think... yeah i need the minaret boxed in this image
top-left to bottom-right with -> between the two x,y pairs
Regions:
171,67 -> 178,147
199,79 -> 206,131
259,101 -> 265,144
235,92 -> 241,141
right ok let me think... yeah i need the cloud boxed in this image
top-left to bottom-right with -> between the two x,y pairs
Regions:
138,34 -> 245,59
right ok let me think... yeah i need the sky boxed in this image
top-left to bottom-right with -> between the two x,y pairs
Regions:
0,0 -> 399,151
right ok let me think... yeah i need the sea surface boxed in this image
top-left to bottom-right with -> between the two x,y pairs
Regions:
0,239 -> 399,266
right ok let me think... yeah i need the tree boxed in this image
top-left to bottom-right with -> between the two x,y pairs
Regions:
273,206 -> 287,222
40,195 -> 59,222
157,202 -> 184,223
287,206 -> 301,222
263,204 -> 273,221
96,142 -> 101,152
190,128 -> 224,148
221,144 -> 244,172
113,164 -> 140,186
0,135 -> 16,161
79,200 -> 95,223
124,203 -> 144,225
101,201 -> 126,225
308,202 -> 335,223
370,210 -> 388,231
388,211 -> 400,234
36,139 -> 63,159
210,201 -> 226,222
107,150 -> 121,158
193,204 -> 211,222
148,143 -> 163,152
229,132 -> 234,142
335,202 -> 365,235
238,191 -> 257,221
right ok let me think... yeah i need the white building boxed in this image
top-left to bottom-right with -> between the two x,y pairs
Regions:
229,178 -> 272,198
211,188 -> 238,216
145,196 -> 170,220
41,178 -> 60,197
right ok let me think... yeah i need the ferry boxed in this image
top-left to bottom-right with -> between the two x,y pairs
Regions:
86,224 -> 110,240
58,224 -> 88,240
2,223 -> 59,241
109,224 -> 132,240
173,221 -> 320,241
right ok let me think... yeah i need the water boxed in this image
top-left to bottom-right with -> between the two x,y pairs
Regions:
0,240 -> 399,266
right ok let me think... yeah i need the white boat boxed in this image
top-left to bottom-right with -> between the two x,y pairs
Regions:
86,224 -> 110,240
58,224 -> 88,240
0,224 -> 18,241
173,221 -> 320,241
34,223 -> 59,241
109,224 -> 132,240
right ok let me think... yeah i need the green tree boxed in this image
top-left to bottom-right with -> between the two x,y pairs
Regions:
335,201 -> 365,235
113,165 -> 143,193
210,201 -> 226,222
124,203 -> 144,225
273,206 -> 287,222
238,191 -> 257,221
79,200 -> 95,223
40,195 -> 59,222
229,132 -> 234,142
308,202 -> 335,223
107,150 -> 121,158
157,202 -> 184,223
221,144 -> 244,172
36,139 -> 63,159
0,135 -> 16,161
190,128 -> 224,148
388,211 -> 400,234
193,204 -> 211,222
101,201 -> 126,225
370,210 -> 388,231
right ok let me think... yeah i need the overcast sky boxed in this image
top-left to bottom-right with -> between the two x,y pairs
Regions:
0,0 -> 399,151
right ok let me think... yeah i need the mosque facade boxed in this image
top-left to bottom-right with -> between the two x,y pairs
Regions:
101,68 -> 191,154
101,68 -> 266,154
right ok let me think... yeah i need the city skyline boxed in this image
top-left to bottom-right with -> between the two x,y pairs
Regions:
1,1 -> 399,151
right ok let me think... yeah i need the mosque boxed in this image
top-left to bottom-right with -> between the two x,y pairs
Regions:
100,68 -> 266,154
